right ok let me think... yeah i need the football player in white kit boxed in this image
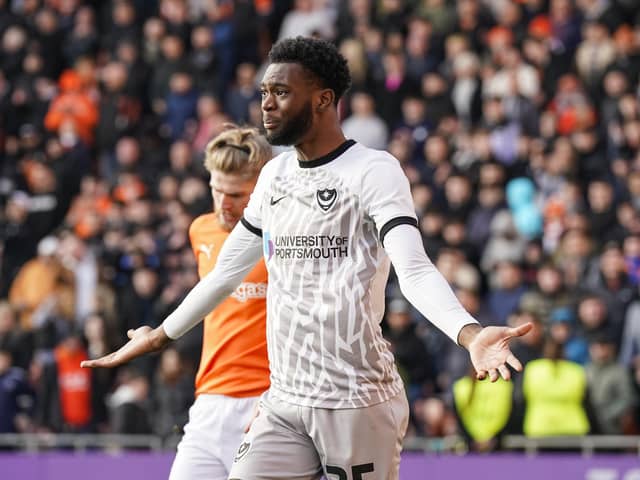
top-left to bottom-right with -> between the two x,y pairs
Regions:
83,37 -> 532,480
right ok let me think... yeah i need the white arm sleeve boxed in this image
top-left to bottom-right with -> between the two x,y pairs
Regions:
162,222 -> 263,339
384,224 -> 479,345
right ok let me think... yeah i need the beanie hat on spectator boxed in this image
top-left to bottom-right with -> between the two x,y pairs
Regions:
528,15 -> 552,40
550,306 -> 575,324
58,70 -> 82,92
37,236 -> 59,257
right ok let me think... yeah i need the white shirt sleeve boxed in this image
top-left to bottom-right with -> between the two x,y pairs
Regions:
162,221 -> 264,339
242,157 -> 274,232
383,219 -> 479,345
361,153 -> 418,245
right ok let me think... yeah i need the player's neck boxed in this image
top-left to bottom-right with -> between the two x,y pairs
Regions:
295,122 -> 346,163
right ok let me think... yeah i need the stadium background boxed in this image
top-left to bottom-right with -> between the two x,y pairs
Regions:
1,0 -> 640,478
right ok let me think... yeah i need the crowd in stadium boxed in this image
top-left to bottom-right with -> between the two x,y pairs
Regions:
1,0 -> 640,449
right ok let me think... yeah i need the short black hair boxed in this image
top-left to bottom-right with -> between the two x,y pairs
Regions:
268,36 -> 352,104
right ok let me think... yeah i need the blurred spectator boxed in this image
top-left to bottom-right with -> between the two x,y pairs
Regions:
225,62 -> 260,124
548,306 -> 590,365
339,38 -> 371,92
108,367 -> 152,434
44,69 -> 98,146
487,261 -> 528,326
1,25 -> 28,79
64,6 -> 98,64
58,231 -> 98,325
375,50 -> 418,128
192,95 -> 232,153
164,71 -> 198,141
404,17 -> 437,85
421,72 -> 455,128
453,367 -> 513,451
575,20 -> 616,95
277,0 -> 335,41
480,210 -> 527,273
341,91 -> 388,150
508,310 -> 544,367
150,34 -> 189,112
96,61 -> 142,174
142,16 -> 166,64
383,298 -> 435,403
586,330 -> 637,434
519,262 -> 574,322
151,348 -> 193,438
0,191 -> 37,296
450,50 -> 482,128
466,180 -> 506,253
585,241 -> 636,311
0,301 -> 33,370
101,1 -> 140,54
522,338 -> 591,436
189,24 -> 221,96
0,348 -> 33,433
9,235 -> 74,330
36,330 -> 93,432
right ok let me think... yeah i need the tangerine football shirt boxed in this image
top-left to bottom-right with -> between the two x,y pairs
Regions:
189,213 -> 270,398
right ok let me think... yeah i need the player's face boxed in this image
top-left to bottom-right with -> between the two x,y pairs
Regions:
260,62 -> 314,146
209,170 -> 257,231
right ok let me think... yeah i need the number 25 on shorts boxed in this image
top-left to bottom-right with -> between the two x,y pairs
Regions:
326,463 -> 375,480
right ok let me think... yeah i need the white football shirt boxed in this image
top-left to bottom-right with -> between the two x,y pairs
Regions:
242,140 -> 418,408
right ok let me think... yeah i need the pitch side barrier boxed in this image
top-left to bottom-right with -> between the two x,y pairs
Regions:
0,434 -> 639,455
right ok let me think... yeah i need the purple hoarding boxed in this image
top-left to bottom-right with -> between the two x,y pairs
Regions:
1,452 -> 638,480
400,453 -> 640,480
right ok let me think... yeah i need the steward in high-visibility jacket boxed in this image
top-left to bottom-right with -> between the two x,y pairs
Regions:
522,357 -> 590,436
453,376 -> 514,443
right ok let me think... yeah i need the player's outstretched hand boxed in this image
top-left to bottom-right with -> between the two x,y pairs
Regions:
80,326 -> 171,368
463,323 -> 533,382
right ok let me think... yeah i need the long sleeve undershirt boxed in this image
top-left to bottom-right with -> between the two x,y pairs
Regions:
383,224 -> 478,344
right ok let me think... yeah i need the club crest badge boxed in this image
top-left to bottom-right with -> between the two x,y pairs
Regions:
234,441 -> 251,462
316,188 -> 337,211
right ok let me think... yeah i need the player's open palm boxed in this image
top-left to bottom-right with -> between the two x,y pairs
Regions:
468,323 -> 532,382
80,326 -> 169,369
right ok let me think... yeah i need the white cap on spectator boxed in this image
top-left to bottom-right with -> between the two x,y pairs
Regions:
37,236 -> 59,257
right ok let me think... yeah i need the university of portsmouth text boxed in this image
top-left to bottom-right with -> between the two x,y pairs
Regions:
273,235 -> 349,259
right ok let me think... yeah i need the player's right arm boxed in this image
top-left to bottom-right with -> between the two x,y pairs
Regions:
82,161 -> 272,369
362,153 -> 531,382
81,224 -> 263,368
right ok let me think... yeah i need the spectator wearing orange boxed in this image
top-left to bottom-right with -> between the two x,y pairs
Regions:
44,69 -> 99,145
8,236 -> 74,330
36,330 -> 94,432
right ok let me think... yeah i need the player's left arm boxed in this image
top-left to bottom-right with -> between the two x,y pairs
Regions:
363,155 -> 531,382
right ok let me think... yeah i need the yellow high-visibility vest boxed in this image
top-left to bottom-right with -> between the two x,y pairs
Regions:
453,376 -> 513,442
523,358 -> 590,437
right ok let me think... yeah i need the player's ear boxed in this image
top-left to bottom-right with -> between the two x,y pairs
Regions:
316,89 -> 334,112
